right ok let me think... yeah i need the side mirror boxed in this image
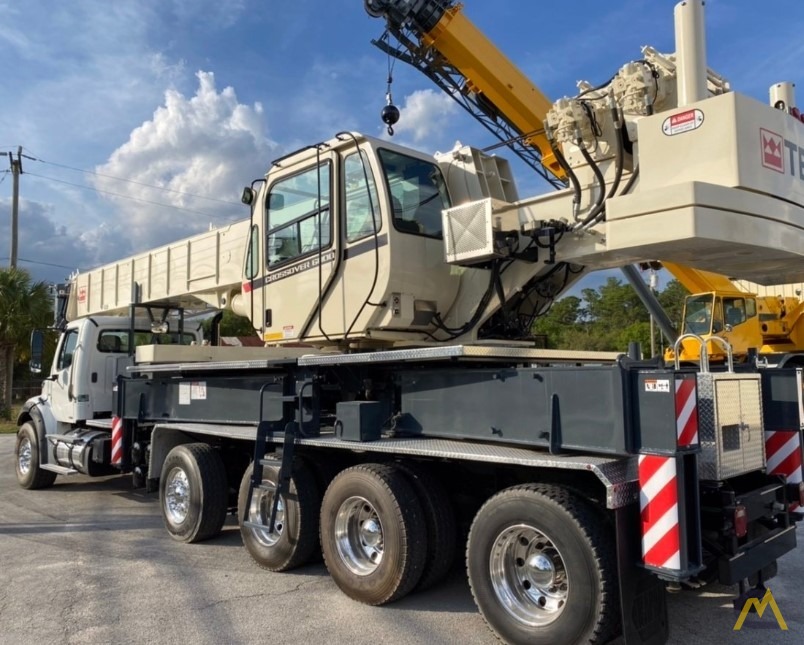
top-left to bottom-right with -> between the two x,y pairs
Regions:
241,187 -> 255,205
30,329 -> 44,374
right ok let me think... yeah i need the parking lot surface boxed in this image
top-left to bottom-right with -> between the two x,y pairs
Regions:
0,434 -> 801,644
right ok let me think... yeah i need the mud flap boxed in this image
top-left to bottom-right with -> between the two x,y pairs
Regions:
616,503 -> 669,645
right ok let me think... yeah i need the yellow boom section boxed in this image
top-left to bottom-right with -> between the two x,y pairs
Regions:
662,262 -> 742,294
421,4 -> 561,178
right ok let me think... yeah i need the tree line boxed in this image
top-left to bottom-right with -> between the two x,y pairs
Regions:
532,276 -> 689,354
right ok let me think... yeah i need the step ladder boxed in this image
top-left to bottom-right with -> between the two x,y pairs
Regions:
241,373 -> 319,533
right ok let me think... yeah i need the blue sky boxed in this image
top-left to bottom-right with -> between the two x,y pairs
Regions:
1,0 -> 802,292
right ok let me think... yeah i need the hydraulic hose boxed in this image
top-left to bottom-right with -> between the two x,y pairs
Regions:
574,140 -> 606,230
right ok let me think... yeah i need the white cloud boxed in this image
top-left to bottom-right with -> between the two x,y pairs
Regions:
391,89 -> 459,144
93,71 -> 277,252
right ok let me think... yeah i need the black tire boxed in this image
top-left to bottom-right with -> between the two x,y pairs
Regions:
160,443 -> 228,543
15,422 -> 57,490
238,460 -> 321,571
395,460 -> 457,591
320,463 -> 427,605
467,484 -> 619,645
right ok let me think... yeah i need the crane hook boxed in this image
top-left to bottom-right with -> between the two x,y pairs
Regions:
381,73 -> 400,136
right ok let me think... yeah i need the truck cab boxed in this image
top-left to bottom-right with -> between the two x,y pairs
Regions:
16,316 -> 201,487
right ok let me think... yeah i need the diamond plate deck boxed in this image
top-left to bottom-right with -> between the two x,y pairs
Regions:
152,422 -> 637,508
298,345 -> 621,366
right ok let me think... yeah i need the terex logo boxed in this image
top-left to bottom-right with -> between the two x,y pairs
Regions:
760,127 -> 804,180
761,129 -> 784,173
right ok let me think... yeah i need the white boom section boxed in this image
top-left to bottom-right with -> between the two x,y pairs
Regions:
67,219 -> 250,321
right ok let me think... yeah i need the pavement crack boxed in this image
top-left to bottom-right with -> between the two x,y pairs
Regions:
194,578 -> 324,611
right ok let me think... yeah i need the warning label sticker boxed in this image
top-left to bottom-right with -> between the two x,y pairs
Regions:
662,109 -> 704,136
190,381 -> 207,400
644,378 -> 671,393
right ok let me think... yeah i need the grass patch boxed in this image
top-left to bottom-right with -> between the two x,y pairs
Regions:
0,406 -> 20,434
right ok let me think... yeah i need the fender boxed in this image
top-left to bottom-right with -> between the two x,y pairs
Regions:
16,397 -> 56,467
148,426 -> 194,485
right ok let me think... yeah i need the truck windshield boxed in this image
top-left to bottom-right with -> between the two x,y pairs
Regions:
683,295 -> 716,335
377,149 -> 450,238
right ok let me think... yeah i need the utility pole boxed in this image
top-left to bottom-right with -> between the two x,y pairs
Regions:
649,269 -> 659,357
8,146 -> 22,269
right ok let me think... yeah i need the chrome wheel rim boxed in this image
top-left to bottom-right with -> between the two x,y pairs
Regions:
164,467 -> 191,525
248,481 -> 285,546
334,496 -> 384,576
18,437 -> 32,475
489,524 -> 569,627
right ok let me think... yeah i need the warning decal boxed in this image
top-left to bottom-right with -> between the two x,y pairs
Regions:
662,109 -> 704,136
645,378 -> 671,393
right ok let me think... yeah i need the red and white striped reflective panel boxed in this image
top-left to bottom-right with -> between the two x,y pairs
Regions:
675,377 -> 698,448
639,454 -> 681,570
765,431 -> 803,484
111,416 -> 124,465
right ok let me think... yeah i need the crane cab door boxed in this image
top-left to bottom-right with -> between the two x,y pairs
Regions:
333,149 -> 387,339
256,156 -> 342,343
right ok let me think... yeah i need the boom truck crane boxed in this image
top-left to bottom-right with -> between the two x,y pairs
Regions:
366,0 -> 804,367
12,2 -> 804,644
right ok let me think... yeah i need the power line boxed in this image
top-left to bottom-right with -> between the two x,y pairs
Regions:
28,154 -> 241,207
24,171 -> 242,222
0,256 -> 82,270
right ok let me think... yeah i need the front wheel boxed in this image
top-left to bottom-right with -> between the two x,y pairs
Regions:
467,484 -> 619,645
159,443 -> 228,543
15,422 -> 56,490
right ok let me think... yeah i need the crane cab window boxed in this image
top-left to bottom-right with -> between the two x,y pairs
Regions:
266,163 -> 332,266
723,296 -> 755,327
683,294 -> 716,335
377,149 -> 450,238
244,225 -> 260,280
344,151 -> 381,242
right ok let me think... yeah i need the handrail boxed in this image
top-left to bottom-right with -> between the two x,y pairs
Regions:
673,333 -> 734,373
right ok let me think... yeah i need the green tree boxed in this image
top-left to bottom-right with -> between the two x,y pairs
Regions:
200,309 -> 257,340
0,268 -> 52,417
531,275 -> 687,354
657,279 -> 690,331
532,295 -> 582,348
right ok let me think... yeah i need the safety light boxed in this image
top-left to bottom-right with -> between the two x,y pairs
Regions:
734,505 -> 748,538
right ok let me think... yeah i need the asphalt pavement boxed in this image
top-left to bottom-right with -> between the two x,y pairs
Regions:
0,434 -> 801,644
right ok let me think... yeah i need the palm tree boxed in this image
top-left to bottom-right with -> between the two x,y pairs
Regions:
0,268 -> 52,417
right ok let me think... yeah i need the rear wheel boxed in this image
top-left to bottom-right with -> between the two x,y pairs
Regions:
395,461 -> 457,590
160,443 -> 228,543
238,460 -> 320,571
467,484 -> 618,645
320,463 -> 427,605
15,422 -> 56,490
